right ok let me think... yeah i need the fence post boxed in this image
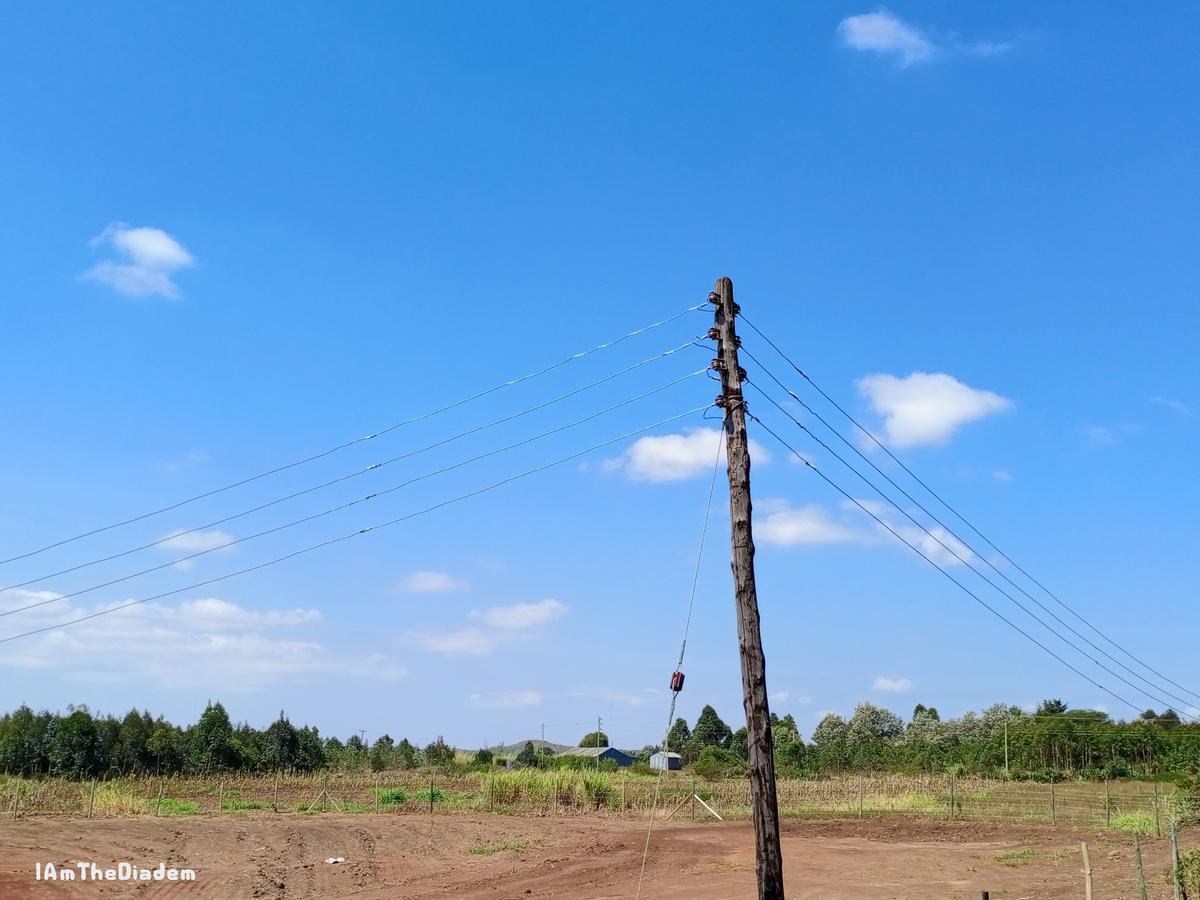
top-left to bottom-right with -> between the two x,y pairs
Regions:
1105,778 -> 1111,828
1170,819 -> 1184,900
949,775 -> 955,821
1154,783 -> 1162,838
272,771 -> 279,813
1135,833 -> 1150,900
156,777 -> 165,817
1051,779 -> 1056,825
857,776 -> 863,819
554,773 -> 559,815
622,779 -> 626,818
429,773 -> 435,815
488,775 -> 494,813
217,780 -> 224,815
10,781 -> 20,820
1081,841 -> 1093,900
88,779 -> 97,818
691,776 -> 696,822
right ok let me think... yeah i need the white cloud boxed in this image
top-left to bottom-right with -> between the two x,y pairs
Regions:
757,500 -> 869,547
409,628 -> 494,656
571,686 -> 663,708
156,450 -> 209,473
605,428 -> 770,482
474,598 -> 565,630
992,469 -> 1013,481
755,496 -> 974,568
0,589 -> 395,689
837,10 -> 1010,68
468,690 -> 543,709
873,676 -> 913,693
853,499 -> 974,567
1085,423 -> 1139,447
83,223 -> 195,299
771,691 -> 790,703
837,10 -> 935,67
157,529 -> 236,571
176,597 -> 320,629
412,599 -> 568,656
395,570 -> 468,594
857,372 -> 1012,448
1150,396 -> 1191,417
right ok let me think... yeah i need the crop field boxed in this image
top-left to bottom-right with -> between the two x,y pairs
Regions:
1,771 -> 1182,832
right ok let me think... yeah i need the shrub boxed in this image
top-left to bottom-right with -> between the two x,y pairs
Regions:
693,746 -> 738,781
414,788 -> 446,804
222,799 -> 265,810
1181,848 -> 1200,895
156,797 -> 199,816
377,787 -> 407,806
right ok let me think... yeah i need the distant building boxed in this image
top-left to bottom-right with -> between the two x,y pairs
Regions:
650,751 -> 682,771
555,746 -> 637,767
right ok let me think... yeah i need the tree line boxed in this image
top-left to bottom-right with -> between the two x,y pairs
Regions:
664,700 -> 1200,782
3,698 -> 1198,782
0,703 -> 453,780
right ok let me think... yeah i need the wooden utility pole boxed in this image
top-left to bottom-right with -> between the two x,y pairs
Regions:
711,276 -> 785,899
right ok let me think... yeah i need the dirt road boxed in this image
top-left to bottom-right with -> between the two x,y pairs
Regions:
0,814 -> 1189,898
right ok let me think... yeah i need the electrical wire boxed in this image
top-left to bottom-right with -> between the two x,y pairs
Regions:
0,370 -> 707,619
1,339 -> 701,593
0,405 -> 709,645
746,411 -> 1147,718
746,380 -> 1197,722
0,303 -> 708,568
741,346 -> 1200,712
637,429 -> 724,900
739,312 -> 1200,707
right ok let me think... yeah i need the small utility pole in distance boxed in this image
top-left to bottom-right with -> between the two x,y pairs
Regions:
711,276 -> 785,900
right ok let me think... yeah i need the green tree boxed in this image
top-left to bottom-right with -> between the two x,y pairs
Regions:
514,741 -> 539,769
263,712 -> 299,771
578,731 -> 609,748
666,718 -> 692,758
369,734 -> 395,771
1036,698 -> 1069,716
473,747 -> 495,766
912,704 -> 940,721
294,726 -> 327,772
691,705 -> 733,752
50,708 -> 101,779
847,703 -> 904,745
190,702 -> 235,772
811,713 -> 849,771
395,738 -> 419,769
423,736 -> 455,768
0,705 -> 46,775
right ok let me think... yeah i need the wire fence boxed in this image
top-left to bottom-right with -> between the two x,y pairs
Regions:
1,771 -> 1186,834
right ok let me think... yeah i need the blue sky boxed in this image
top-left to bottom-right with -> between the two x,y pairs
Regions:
1,3 -> 1197,749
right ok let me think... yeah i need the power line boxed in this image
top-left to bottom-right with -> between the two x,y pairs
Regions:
747,411 -> 1147,718
0,303 -> 708,568
0,405 -> 709,645
739,312 -> 1200,707
1,338 -> 701,593
742,347 -> 1200,713
0,370 -> 706,620
744,378 -> 1198,721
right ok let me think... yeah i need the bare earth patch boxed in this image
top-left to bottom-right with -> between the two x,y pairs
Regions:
0,814 -> 1192,899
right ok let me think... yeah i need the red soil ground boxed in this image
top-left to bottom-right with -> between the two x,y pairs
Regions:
0,814 -> 1192,899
